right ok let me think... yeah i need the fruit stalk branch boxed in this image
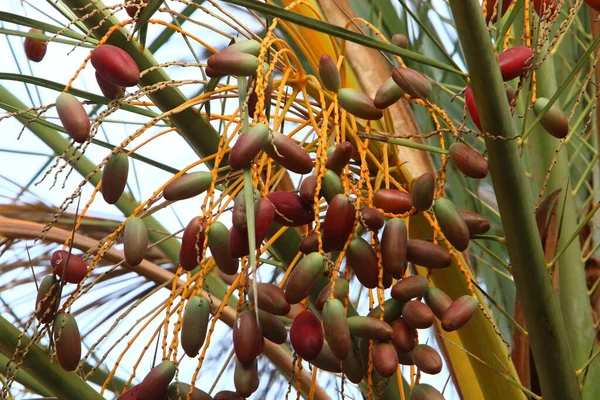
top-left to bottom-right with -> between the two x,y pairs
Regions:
447,0 -> 582,398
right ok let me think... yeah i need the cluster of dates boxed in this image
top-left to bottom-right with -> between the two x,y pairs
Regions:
30,32 -> 502,400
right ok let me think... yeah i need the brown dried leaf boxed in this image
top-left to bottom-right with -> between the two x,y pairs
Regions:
317,0 -> 434,180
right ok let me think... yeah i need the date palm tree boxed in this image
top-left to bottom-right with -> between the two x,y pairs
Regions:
1,0 -> 600,399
